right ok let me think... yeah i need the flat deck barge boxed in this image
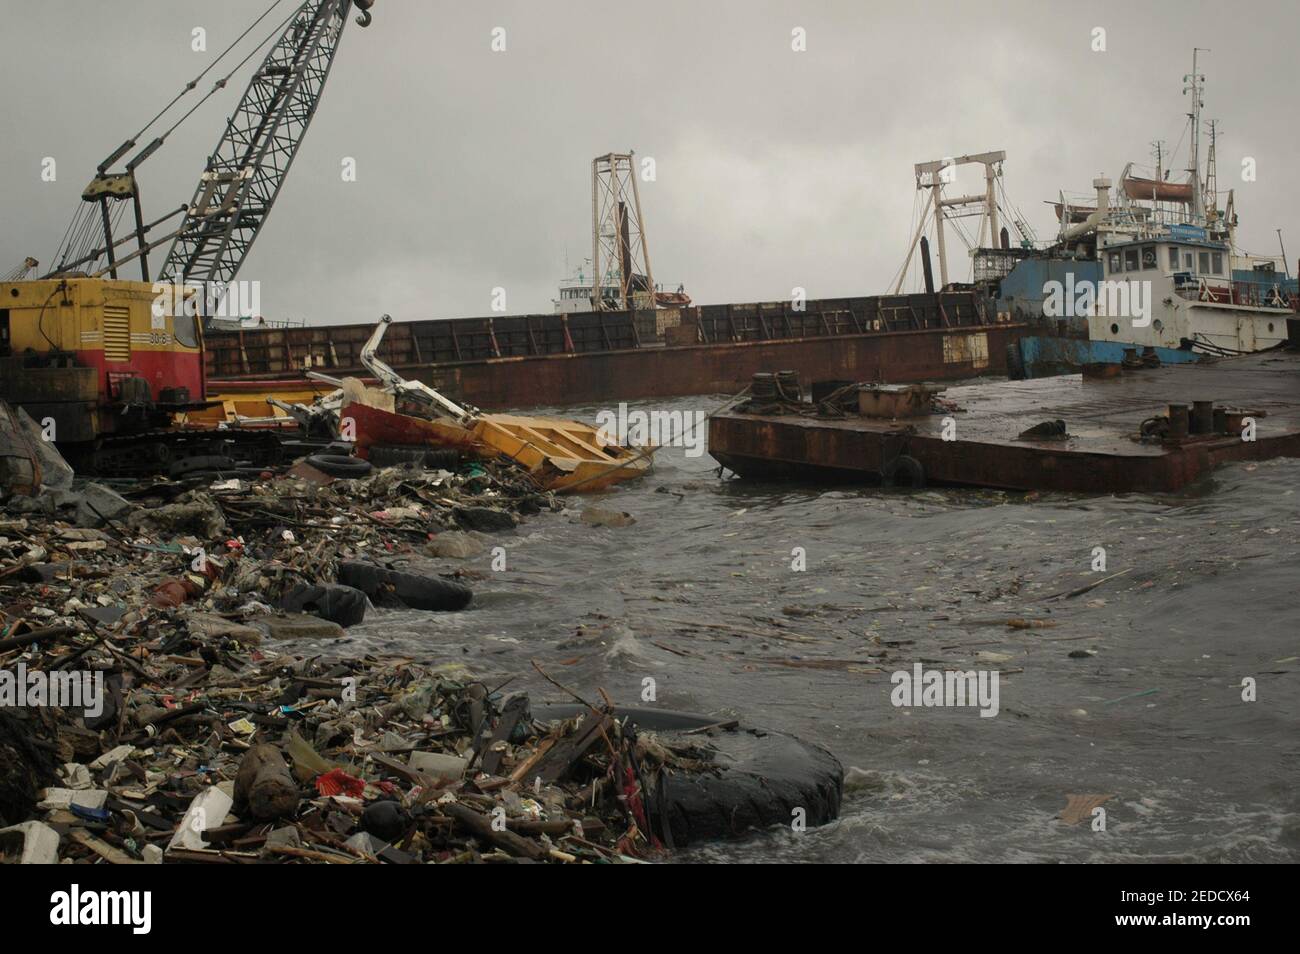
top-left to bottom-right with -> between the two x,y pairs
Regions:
709,349 -> 1300,494
205,292 -> 1024,410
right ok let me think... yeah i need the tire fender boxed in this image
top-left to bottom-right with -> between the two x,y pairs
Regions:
881,453 -> 925,489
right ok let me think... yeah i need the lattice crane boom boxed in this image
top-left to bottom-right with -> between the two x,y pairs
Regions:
159,0 -> 373,286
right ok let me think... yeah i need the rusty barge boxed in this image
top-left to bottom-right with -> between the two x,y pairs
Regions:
708,342 -> 1300,495
204,292 -> 1025,411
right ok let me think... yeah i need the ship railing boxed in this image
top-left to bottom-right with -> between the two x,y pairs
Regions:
1176,278 -> 1295,310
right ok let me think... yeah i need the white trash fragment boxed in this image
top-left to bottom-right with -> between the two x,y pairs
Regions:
167,783 -> 234,851
60,763 -> 93,790
89,744 -> 135,771
0,821 -> 61,864
408,751 -> 468,781
37,787 -> 108,811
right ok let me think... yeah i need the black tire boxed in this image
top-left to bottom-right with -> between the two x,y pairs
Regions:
531,703 -> 843,848
336,560 -> 473,612
423,448 -> 462,470
386,569 -> 473,611
368,444 -> 462,471
368,444 -> 427,469
280,583 -> 368,627
1005,341 -> 1026,380
881,453 -> 925,489
306,454 -> 372,478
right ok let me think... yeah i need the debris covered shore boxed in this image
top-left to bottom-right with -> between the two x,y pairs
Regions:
0,443 -> 748,864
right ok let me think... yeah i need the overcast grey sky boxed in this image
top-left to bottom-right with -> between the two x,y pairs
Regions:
3,0 -> 1297,324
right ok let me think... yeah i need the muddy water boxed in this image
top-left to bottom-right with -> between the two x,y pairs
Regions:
328,395 -> 1300,863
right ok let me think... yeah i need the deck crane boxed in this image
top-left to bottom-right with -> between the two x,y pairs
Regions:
44,0 -> 375,292
0,1 -> 378,474
161,0 -> 375,289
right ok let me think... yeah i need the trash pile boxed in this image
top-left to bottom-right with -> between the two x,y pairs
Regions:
0,635 -> 723,863
0,436 -> 678,862
1,414 -> 844,863
2,448 -> 553,631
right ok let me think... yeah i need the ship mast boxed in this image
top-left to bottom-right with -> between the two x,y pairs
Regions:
1183,48 -> 1208,223
1204,119 -> 1219,234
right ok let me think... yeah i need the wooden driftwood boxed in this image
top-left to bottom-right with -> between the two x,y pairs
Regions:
234,744 -> 300,820
441,802 -> 548,861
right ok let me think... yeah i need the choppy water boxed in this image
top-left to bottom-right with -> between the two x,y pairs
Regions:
324,395 -> 1300,863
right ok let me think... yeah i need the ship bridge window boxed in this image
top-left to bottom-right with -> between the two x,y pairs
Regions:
1184,251 -> 1194,270
1168,246 -> 1179,270
1124,247 -> 1140,272
1211,252 -> 1223,274
1141,245 -> 1157,270
1108,252 -> 1122,274
1199,251 -> 1211,274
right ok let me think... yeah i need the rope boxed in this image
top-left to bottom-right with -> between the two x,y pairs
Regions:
1190,333 -> 1250,357
1167,117 -> 1190,180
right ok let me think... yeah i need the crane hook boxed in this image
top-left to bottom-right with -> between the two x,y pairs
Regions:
354,0 -> 374,27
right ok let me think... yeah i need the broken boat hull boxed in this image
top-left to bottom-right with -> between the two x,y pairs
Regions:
342,401 -> 651,493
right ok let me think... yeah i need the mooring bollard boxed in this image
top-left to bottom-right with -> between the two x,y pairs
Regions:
1167,404 -> 1190,440
1191,400 -> 1214,434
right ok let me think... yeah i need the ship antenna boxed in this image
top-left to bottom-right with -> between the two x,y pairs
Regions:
1183,47 -> 1209,222
1150,140 -> 1165,181
1205,119 -> 1219,233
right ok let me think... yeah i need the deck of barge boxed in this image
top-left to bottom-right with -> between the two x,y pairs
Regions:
709,349 -> 1300,494
203,292 -> 1023,409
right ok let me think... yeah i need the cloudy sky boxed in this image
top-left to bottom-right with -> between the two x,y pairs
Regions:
3,0 -> 1297,324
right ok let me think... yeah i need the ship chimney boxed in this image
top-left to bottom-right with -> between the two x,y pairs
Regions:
1094,177 -> 1111,214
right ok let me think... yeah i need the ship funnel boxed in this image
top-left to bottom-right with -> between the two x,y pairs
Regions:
1093,177 -> 1112,214
1061,177 -> 1114,242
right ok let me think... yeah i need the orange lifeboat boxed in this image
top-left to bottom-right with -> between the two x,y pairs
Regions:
1121,174 -> 1194,204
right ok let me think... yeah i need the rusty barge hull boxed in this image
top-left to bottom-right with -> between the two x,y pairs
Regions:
709,350 -> 1300,494
390,325 -> 1023,409
204,292 -> 1025,410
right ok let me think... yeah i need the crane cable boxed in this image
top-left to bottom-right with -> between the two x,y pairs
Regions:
128,0 -> 293,146
154,2 -> 305,147
888,189 -> 923,294
995,175 -> 1035,245
52,0 -> 308,274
